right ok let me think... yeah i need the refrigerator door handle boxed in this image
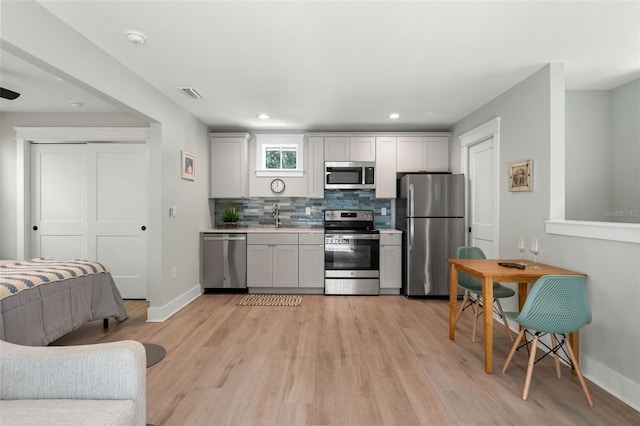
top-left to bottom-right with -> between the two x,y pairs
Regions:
409,218 -> 414,252
408,184 -> 414,251
409,184 -> 415,218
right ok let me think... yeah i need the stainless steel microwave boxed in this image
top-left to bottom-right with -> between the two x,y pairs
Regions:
325,161 -> 375,190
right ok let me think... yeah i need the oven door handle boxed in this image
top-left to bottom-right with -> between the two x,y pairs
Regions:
325,234 -> 380,240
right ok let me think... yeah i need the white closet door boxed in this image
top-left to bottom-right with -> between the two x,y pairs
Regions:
88,144 -> 147,299
31,143 -> 147,299
31,144 -> 88,260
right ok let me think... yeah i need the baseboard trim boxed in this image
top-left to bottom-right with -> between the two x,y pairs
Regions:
582,354 -> 640,412
503,317 -> 639,413
146,285 -> 202,322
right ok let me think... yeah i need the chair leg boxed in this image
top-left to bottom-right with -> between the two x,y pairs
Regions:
522,334 -> 539,401
503,328 -> 526,373
455,291 -> 470,327
550,333 -> 562,378
495,299 -> 514,341
564,338 -> 594,407
472,296 -> 481,343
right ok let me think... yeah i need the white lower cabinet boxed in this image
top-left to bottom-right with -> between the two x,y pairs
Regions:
380,231 -> 402,292
298,233 -> 325,288
273,245 -> 299,287
246,244 -> 272,287
247,234 -> 299,288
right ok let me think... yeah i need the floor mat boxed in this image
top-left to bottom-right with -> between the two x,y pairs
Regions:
237,294 -> 303,307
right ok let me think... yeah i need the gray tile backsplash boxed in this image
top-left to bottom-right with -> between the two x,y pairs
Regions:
212,190 -> 392,229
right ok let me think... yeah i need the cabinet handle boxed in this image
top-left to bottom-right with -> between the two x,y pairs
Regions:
141,226 -> 147,231
33,225 -> 38,231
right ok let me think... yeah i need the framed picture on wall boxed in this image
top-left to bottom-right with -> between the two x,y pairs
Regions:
181,151 -> 196,181
509,159 -> 532,192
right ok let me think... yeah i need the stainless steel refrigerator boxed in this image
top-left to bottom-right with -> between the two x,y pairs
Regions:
397,174 -> 465,296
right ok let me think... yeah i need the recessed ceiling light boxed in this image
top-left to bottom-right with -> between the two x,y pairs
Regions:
389,113 -> 400,119
126,30 -> 146,45
257,114 -> 270,120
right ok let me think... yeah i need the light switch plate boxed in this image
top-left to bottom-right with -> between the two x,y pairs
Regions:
381,207 -> 387,216
305,207 -> 311,216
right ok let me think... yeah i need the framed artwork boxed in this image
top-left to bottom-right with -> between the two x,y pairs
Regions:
181,150 -> 196,181
509,159 -> 532,192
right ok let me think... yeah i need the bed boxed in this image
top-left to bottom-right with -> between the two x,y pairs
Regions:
0,258 -> 128,346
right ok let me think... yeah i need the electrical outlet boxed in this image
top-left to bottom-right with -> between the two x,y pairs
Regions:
306,207 -> 311,216
169,206 -> 177,218
381,207 -> 387,216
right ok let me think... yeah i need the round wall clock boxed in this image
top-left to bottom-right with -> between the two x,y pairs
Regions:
270,178 -> 285,194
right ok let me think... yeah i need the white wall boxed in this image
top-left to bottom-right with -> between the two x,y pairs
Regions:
610,79 -> 640,221
451,64 -> 640,410
565,91 -> 611,221
565,79 -> 640,223
1,1 -> 210,318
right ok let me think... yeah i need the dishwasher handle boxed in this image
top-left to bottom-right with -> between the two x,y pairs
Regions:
203,235 -> 246,241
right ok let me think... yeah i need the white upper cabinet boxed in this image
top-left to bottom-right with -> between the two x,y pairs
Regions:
349,137 -> 376,161
324,136 -> 376,162
396,136 -> 423,171
210,133 -> 251,198
425,137 -> 449,171
324,136 -> 350,161
307,136 -> 325,199
397,135 -> 450,172
375,136 -> 397,199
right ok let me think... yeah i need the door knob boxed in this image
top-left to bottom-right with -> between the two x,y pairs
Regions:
33,225 -> 38,231
141,226 -> 147,231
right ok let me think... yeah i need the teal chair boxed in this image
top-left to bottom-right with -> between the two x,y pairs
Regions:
502,275 -> 593,406
455,246 -> 515,342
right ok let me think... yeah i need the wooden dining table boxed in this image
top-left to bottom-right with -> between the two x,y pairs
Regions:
447,258 -> 587,374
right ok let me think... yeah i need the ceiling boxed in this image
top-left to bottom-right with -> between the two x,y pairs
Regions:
1,1 -> 638,131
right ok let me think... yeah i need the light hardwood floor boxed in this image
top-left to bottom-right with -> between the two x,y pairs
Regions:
53,295 -> 640,426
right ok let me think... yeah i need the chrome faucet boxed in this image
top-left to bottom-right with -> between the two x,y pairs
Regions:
272,203 -> 280,228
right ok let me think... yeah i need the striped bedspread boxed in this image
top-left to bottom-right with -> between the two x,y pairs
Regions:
0,258 -> 110,300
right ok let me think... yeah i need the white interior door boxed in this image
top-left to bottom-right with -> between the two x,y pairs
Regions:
31,143 -> 147,299
469,138 -> 496,256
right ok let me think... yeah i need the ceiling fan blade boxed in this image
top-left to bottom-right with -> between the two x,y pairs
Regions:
0,87 -> 21,100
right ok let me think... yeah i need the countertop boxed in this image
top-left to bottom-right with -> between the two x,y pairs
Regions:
201,227 -> 401,234
201,227 -> 324,234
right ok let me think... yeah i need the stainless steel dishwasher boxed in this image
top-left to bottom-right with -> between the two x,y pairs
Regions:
201,233 -> 247,291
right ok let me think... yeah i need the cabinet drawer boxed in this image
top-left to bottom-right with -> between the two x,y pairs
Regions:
380,232 -> 402,245
247,233 -> 298,245
298,233 -> 324,245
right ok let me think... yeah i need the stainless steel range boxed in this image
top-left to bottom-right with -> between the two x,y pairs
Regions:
324,210 -> 380,295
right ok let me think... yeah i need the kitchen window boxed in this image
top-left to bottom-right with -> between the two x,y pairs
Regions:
255,134 -> 304,177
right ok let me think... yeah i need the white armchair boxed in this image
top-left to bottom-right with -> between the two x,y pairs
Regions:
0,339 -> 146,425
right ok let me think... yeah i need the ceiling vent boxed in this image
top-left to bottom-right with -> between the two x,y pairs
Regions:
177,87 -> 203,100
